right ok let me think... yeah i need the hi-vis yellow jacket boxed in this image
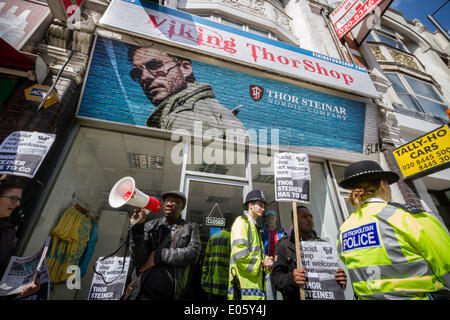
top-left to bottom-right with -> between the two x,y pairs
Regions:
228,215 -> 267,300
337,198 -> 450,300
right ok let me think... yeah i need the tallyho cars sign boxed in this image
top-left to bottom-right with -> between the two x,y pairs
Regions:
99,0 -> 378,98
393,124 -> 450,180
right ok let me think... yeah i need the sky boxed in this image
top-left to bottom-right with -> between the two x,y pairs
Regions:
390,0 -> 450,33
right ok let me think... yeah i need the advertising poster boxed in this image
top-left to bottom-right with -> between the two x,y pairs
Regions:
88,257 -> 130,300
274,152 -> 310,203
0,131 -> 55,178
300,241 -> 345,300
78,36 -> 367,153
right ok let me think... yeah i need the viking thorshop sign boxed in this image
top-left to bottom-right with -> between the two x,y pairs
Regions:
99,0 -> 378,98
0,131 -> 55,178
274,152 -> 310,203
300,241 -> 345,300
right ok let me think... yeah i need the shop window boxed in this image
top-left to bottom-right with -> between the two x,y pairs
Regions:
220,16 -> 244,30
385,73 -> 449,119
23,127 -> 182,299
428,189 -> 450,231
329,163 -> 353,219
185,140 -> 247,177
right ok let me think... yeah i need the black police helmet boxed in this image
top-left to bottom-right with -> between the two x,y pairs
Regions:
339,160 -> 399,190
242,190 -> 267,210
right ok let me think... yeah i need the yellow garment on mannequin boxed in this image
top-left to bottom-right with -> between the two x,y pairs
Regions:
47,207 -> 92,283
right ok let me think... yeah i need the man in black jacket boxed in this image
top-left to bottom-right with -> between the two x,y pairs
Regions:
271,206 -> 346,300
129,191 -> 200,300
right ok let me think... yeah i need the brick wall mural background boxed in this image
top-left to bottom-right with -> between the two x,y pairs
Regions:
78,36 -> 367,153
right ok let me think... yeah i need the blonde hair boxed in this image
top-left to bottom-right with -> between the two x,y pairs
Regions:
349,180 -> 382,208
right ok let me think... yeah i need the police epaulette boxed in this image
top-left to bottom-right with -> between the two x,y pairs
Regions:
388,202 -> 423,214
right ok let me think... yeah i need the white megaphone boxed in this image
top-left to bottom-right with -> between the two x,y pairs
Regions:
108,176 -> 161,225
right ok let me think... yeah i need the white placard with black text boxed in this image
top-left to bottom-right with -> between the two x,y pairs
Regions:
0,131 -> 55,178
274,152 -> 310,203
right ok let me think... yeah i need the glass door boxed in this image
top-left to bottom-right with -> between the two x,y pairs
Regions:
182,176 -> 247,299
183,176 -> 247,244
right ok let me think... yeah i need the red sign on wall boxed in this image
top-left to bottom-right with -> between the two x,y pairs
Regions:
330,0 -> 385,39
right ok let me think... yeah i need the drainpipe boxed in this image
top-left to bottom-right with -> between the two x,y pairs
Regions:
320,7 -> 346,61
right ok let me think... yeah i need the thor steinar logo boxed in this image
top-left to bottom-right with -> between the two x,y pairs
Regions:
250,85 -> 264,102
266,88 -> 347,120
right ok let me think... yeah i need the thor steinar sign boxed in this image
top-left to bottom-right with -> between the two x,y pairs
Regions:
274,152 -> 310,203
0,131 -> 55,178
301,241 -> 345,300
100,0 -> 378,98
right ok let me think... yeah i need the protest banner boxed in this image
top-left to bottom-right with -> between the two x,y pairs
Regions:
274,152 -> 310,203
0,237 -> 50,296
274,152 -> 311,300
300,241 -> 345,300
88,256 -> 130,300
0,131 -> 55,178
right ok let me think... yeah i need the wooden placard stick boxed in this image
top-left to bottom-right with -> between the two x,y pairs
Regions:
292,201 -> 306,300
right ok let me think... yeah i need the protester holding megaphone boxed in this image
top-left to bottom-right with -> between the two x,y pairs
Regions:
125,190 -> 200,300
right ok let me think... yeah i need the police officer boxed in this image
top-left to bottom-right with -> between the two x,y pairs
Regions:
228,190 -> 274,300
201,212 -> 232,300
337,160 -> 450,300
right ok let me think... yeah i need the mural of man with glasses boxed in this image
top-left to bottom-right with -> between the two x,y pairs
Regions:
128,46 -> 248,139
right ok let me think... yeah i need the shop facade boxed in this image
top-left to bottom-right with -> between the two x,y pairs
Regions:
358,8 -> 450,230
18,0 -> 392,300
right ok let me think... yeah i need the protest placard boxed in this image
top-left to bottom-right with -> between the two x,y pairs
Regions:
0,131 -> 55,178
274,152 -> 310,203
88,256 -> 130,300
274,152 -> 311,300
300,241 -> 345,300
0,237 -> 50,296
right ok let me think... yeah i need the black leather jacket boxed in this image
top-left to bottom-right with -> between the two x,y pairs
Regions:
271,231 -> 323,300
129,216 -> 200,299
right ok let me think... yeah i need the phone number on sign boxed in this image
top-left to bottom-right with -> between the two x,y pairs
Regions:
402,147 -> 450,172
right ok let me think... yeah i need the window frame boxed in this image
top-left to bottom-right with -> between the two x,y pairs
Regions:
216,15 -> 278,40
366,30 -> 408,53
385,72 -> 449,119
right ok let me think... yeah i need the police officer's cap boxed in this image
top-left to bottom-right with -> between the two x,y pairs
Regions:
243,190 -> 267,210
161,191 -> 186,209
339,160 -> 399,190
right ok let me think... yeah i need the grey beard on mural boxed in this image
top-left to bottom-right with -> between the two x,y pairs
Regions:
128,45 -> 248,141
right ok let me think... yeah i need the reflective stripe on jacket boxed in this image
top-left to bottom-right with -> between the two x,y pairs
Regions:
201,230 -> 231,296
337,199 -> 450,300
228,215 -> 266,300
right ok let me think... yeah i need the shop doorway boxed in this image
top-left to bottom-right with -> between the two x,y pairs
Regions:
182,175 -> 247,299
183,176 -> 247,242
